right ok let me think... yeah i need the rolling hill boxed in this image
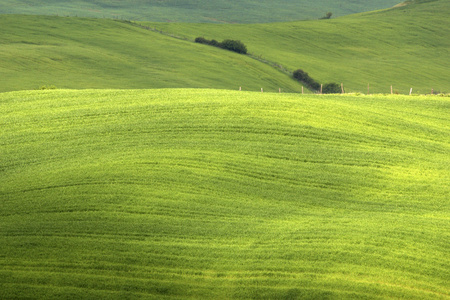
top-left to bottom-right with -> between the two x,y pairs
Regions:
0,15 -> 301,93
0,0 -> 401,23
1,0 -> 448,298
0,89 -> 449,298
0,0 -> 448,94
146,0 -> 450,94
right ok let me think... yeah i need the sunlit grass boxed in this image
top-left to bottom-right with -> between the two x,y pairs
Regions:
1,89 -> 448,298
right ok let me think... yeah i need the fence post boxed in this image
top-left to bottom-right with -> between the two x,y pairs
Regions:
341,83 -> 344,94
261,88 -> 263,93
302,86 -> 304,94
279,88 -> 281,93
391,85 -> 393,95
409,88 -> 412,95
367,83 -> 370,95
431,88 -> 434,95
239,86 -> 241,91
320,84 -> 323,94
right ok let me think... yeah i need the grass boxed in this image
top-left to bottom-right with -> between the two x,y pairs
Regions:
147,0 -> 450,94
0,0 -> 401,23
1,1 -> 447,94
1,88 -> 449,299
0,15 -> 302,93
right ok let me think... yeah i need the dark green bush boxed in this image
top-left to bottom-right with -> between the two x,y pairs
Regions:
195,37 -> 208,44
293,69 -> 308,81
220,39 -> 247,54
310,81 -> 321,91
319,12 -> 333,19
194,37 -> 247,54
293,69 -> 320,91
322,83 -> 341,94
209,39 -> 220,47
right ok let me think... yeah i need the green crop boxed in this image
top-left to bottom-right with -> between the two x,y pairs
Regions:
1,0 -> 448,94
1,89 -> 448,299
0,15 -> 302,93
147,0 -> 450,94
0,0 -> 400,23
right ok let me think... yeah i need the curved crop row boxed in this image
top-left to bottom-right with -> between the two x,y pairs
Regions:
0,89 -> 448,299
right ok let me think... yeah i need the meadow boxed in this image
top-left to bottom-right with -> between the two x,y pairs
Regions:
0,0 -> 401,23
1,88 -> 448,299
146,0 -> 450,94
0,15 -> 301,93
0,0 -> 448,95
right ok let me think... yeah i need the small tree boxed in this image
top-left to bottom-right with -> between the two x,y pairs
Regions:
209,39 -> 220,47
195,37 -> 208,44
220,39 -> 247,54
195,37 -> 247,54
293,69 -> 308,81
319,12 -> 332,19
322,83 -> 341,94
293,69 -> 321,91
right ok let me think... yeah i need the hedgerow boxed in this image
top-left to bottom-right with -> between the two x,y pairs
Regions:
195,37 -> 247,54
293,69 -> 320,91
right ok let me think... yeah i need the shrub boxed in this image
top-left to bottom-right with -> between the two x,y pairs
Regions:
209,39 -> 220,47
195,37 -> 208,44
195,37 -> 247,54
293,69 -> 308,81
220,39 -> 247,54
293,69 -> 321,91
319,12 -> 333,20
322,83 -> 341,94
310,81 -> 321,91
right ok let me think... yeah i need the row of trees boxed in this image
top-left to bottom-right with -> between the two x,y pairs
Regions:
293,69 -> 341,94
195,37 -> 248,54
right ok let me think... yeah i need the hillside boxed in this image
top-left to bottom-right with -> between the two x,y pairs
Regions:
0,0 -> 401,23
1,89 -> 449,299
148,0 -> 450,94
0,15 -> 301,93
1,0 -> 447,94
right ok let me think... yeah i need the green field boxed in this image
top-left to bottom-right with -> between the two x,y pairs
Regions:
147,0 -> 450,94
1,89 -> 449,299
0,15 -> 302,93
0,0 -> 401,23
1,0 -> 448,94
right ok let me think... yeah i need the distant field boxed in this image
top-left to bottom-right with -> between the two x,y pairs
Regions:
1,0 -> 448,94
147,0 -> 450,94
0,15 -> 301,93
0,0 -> 401,23
1,89 -> 449,299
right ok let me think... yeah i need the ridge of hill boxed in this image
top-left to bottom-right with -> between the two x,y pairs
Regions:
1,89 -> 449,299
146,0 -> 449,94
0,0 -> 401,23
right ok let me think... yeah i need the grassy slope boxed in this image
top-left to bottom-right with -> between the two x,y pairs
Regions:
0,15 -> 301,93
1,89 -> 449,299
1,1 -> 448,94
148,0 -> 450,94
0,0 -> 401,23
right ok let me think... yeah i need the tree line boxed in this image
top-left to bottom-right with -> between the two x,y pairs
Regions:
195,37 -> 247,54
293,69 -> 341,94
